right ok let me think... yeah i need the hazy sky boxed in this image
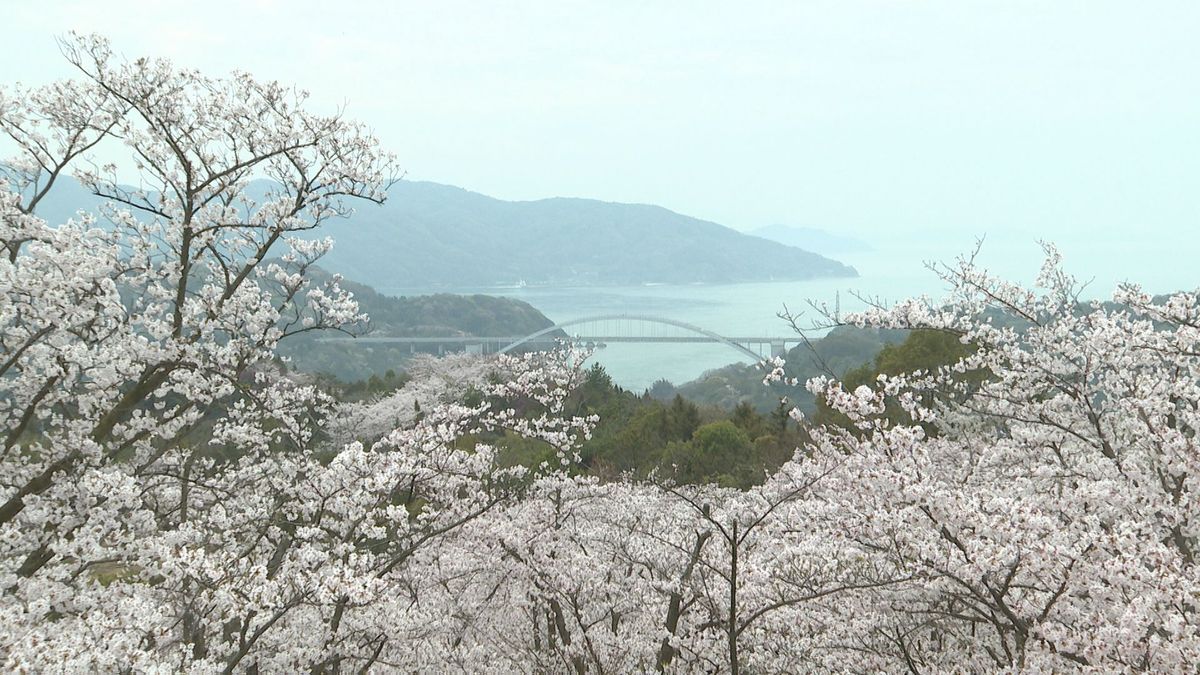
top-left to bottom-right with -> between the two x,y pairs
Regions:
3,1 -> 1198,285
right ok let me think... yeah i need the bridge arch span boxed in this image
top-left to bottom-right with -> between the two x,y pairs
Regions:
498,314 -> 763,362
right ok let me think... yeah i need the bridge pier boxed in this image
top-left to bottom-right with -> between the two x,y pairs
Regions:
771,341 -> 787,359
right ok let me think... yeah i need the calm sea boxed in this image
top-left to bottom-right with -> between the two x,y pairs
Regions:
380,236 -> 1193,391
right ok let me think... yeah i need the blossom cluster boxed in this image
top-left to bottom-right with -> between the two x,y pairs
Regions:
3,36 -> 1198,673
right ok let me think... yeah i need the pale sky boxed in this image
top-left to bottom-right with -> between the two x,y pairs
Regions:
3,0 -> 1198,286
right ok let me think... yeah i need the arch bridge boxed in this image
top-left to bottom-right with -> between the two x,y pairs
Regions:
318,314 -> 800,361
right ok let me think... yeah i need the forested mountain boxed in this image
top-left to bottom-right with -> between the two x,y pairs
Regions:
279,268 -> 562,380
32,176 -> 856,288
314,181 -> 857,287
335,270 -> 557,338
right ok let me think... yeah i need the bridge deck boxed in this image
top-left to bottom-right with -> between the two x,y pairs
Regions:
316,336 -> 799,344
316,314 -> 800,359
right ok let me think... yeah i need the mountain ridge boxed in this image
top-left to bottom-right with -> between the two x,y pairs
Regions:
19,175 -> 859,288
316,180 -> 857,288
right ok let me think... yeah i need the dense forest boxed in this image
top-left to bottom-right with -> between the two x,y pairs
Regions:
278,267 -> 564,380
332,328 -> 973,490
671,324 -> 909,412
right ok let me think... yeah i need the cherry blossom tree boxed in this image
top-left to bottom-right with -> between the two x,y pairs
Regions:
448,245 -> 1200,673
324,352 -> 498,446
778,245 -> 1200,671
0,34 -> 601,671
4,32 -> 1200,674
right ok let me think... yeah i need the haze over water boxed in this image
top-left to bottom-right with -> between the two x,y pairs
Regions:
385,233 -> 1191,391
5,2 -> 1195,390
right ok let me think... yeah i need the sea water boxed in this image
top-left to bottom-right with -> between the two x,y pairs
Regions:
381,236 -> 1194,391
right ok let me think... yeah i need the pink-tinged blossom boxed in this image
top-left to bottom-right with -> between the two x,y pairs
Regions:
4,34 -> 1200,674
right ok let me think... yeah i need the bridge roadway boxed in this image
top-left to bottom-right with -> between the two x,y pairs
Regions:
315,314 -> 802,360
315,335 -> 798,358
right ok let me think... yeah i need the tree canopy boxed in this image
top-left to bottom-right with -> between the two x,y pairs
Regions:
2,35 -> 1199,673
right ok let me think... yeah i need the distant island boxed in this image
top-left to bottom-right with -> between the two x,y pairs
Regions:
313,181 -> 858,288
748,224 -> 871,256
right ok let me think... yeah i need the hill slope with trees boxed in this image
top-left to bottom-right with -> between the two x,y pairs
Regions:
313,180 -> 857,287
278,268 -> 563,380
29,176 -> 857,288
666,325 -> 909,413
